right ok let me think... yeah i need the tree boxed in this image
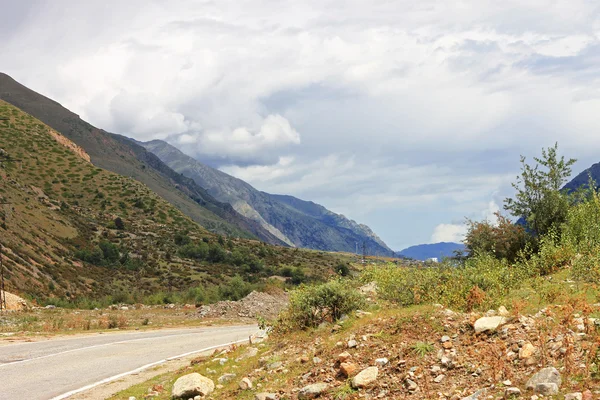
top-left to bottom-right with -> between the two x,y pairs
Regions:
504,143 -> 576,238
464,212 -> 531,263
114,217 -> 125,230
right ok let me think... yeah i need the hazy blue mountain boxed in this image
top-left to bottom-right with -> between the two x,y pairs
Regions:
141,139 -> 395,256
397,242 -> 465,261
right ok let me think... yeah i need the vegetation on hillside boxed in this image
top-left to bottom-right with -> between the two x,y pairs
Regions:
0,101 -> 353,306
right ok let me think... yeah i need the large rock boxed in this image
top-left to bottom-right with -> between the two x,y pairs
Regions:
473,316 -> 508,333
351,366 -> 378,388
526,367 -> 561,392
298,382 -> 329,399
172,373 -> 214,399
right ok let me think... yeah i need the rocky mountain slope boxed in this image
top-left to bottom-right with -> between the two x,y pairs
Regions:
141,140 -> 394,256
0,101 -> 345,302
0,72 -> 284,245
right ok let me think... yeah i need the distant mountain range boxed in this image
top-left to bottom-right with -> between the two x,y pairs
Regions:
0,72 -> 393,255
141,140 -> 395,256
397,242 -> 465,261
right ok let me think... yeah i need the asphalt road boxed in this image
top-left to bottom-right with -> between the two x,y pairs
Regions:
0,325 -> 258,400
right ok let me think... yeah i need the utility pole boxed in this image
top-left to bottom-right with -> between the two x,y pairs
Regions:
362,241 -> 366,264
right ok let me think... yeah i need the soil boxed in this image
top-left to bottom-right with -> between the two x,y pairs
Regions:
197,290 -> 288,320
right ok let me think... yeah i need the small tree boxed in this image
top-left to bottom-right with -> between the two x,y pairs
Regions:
504,143 -> 576,238
114,217 -> 125,230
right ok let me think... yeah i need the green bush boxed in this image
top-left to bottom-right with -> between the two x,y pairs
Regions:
178,242 -> 209,260
277,280 -> 364,331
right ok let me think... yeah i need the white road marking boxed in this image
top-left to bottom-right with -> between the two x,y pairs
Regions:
0,326 -> 252,368
49,337 -> 250,400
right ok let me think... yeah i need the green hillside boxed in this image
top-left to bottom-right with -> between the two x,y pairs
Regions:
0,101 -> 349,305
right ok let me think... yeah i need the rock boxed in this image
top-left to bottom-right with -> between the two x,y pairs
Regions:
172,373 -> 215,399
255,393 -> 278,400
433,374 -> 445,383
348,339 -> 358,348
498,305 -> 510,316
405,379 -> 418,391
461,389 -> 486,400
267,361 -> 283,370
519,342 -> 536,359
442,341 -> 453,349
298,382 -> 329,399
582,390 -> 593,400
338,352 -> 352,362
375,357 -> 389,366
237,347 -> 259,361
340,362 -> 359,377
239,377 -> 253,390
504,387 -> 521,397
128,397 -> 136,400
441,335 -> 451,342
473,316 -> 508,333
217,373 -> 236,384
313,357 -> 322,364
526,367 -> 561,392
534,383 -> 559,396
565,393 -> 583,400
352,366 -> 378,388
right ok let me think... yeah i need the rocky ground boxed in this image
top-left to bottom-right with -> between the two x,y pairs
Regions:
197,291 -> 289,321
118,298 -> 600,400
0,290 -> 29,311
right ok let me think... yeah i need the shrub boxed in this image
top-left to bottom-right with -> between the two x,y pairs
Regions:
178,242 -> 209,260
363,255 -> 533,311
114,217 -> 125,230
174,232 -> 191,246
218,275 -> 253,301
464,212 -> 531,263
277,280 -> 364,331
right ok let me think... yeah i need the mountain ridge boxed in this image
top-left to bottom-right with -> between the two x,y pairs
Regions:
0,72 -> 285,245
141,139 -> 395,255
397,242 -> 465,261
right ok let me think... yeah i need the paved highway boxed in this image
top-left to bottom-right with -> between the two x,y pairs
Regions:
0,325 -> 258,399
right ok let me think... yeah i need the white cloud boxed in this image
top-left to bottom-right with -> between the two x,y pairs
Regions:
431,224 -> 468,244
430,200 -> 502,244
2,0 -> 600,249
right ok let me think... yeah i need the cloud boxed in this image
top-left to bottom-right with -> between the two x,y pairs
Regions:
2,0 -> 600,249
173,114 -> 300,165
431,224 -> 468,244
430,200 -> 502,244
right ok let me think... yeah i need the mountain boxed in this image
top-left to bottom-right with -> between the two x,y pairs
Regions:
0,72 -> 285,245
397,242 -> 465,261
0,100 -> 347,301
140,140 -> 395,256
563,162 -> 600,192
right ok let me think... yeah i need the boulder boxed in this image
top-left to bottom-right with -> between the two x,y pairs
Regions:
239,377 -> 253,390
473,316 -> 508,333
519,342 -> 536,359
351,366 -> 378,388
534,383 -> 559,396
172,373 -> 214,399
298,382 -> 329,399
526,367 -> 561,392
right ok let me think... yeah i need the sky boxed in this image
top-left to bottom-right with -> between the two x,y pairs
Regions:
2,0 -> 600,250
